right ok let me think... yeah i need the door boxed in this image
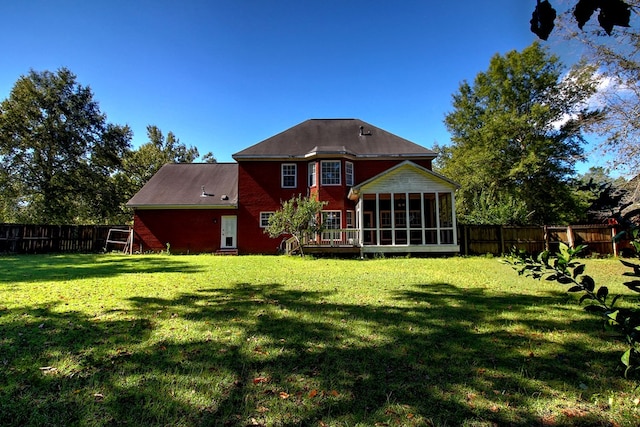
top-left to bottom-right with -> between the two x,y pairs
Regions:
221,216 -> 237,249
363,211 -> 375,245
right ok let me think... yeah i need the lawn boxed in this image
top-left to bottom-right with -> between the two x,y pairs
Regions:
0,254 -> 639,426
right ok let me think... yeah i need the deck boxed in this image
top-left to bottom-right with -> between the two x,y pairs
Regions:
287,229 -> 460,256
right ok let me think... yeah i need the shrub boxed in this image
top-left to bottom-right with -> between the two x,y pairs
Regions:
506,232 -> 640,378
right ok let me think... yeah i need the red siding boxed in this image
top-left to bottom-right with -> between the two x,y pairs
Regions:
237,162 -> 305,254
133,209 -> 237,254
236,158 -> 433,251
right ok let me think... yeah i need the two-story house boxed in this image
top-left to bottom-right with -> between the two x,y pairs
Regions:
127,119 -> 460,255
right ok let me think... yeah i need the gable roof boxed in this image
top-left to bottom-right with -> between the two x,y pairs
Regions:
127,163 -> 238,209
348,160 -> 460,200
232,119 -> 437,160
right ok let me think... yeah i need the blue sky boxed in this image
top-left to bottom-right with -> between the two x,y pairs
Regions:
1,0 -> 597,168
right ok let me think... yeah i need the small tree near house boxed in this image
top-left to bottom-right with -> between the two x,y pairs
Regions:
264,194 -> 327,256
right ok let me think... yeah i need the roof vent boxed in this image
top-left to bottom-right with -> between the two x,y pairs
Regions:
359,125 -> 371,136
201,186 -> 214,197
221,195 -> 229,201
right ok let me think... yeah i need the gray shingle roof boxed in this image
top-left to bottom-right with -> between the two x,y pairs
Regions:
126,163 -> 238,208
232,119 -> 436,159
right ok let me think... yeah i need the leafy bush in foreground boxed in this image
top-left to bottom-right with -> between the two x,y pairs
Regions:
507,235 -> 640,378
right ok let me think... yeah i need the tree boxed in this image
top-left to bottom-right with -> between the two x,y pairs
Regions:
0,68 -> 131,224
438,43 -> 601,224
264,194 -> 327,256
552,1 -> 640,177
111,125 -> 208,220
120,125 -> 200,190
530,0 -> 633,40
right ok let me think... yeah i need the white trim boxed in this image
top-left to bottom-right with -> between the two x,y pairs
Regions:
259,211 -> 274,228
345,161 -> 354,186
308,161 -> 316,187
320,160 -> 341,186
281,163 -> 297,188
357,190 -> 458,250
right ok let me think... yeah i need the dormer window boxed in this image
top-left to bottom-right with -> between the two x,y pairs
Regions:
321,160 -> 341,186
281,163 -> 297,188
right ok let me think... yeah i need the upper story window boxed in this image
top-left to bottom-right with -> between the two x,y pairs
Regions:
321,160 -> 341,186
308,162 -> 316,187
345,161 -> 354,186
281,163 -> 297,188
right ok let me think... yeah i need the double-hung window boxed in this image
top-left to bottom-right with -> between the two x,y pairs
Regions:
345,161 -> 354,186
321,160 -> 341,185
260,212 -> 274,228
308,162 -> 316,187
281,163 -> 296,188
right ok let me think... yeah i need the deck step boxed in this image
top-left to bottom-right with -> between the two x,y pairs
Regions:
215,249 -> 238,256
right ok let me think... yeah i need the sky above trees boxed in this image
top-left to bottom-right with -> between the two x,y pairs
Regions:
0,1 -> 608,171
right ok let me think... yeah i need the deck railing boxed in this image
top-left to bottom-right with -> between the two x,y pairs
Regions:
303,229 -> 360,248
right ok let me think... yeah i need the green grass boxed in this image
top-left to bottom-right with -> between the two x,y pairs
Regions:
1,254 -> 639,426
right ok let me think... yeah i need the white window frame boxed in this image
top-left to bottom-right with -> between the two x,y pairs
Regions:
321,160 -> 341,186
308,162 -> 316,187
345,161 -> 354,186
281,163 -> 297,188
360,191 -> 457,247
321,210 -> 342,241
346,210 -> 355,228
260,211 -> 274,228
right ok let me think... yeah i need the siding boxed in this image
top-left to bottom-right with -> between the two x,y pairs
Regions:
133,209 -> 237,254
360,165 -> 457,194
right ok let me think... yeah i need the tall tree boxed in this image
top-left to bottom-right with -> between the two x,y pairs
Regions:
121,125 -> 200,190
113,125 -> 207,215
0,68 -> 131,224
438,42 -> 601,224
554,0 -> 640,176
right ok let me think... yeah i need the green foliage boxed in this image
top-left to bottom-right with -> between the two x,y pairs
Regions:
112,125 -> 201,220
0,68 -> 132,224
264,194 -> 327,255
439,43 -> 601,224
0,68 -> 211,225
457,189 -> 531,225
507,241 -> 640,378
558,0 -> 640,176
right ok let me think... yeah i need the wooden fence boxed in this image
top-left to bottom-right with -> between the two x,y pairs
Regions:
458,224 -> 628,256
0,222 -> 630,256
0,224 -> 129,254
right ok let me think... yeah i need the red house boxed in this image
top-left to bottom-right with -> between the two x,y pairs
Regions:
127,119 -> 460,255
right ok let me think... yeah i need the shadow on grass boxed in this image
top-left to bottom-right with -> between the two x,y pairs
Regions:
0,280 -> 630,426
0,254 -> 201,284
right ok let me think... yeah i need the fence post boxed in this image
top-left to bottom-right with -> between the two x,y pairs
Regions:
543,225 -> 549,252
567,225 -> 575,249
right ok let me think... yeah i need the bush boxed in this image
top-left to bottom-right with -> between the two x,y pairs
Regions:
506,231 -> 640,378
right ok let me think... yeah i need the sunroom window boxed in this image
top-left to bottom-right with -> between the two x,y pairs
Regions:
360,192 -> 456,246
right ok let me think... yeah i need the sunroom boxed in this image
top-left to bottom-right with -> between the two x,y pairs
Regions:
347,161 -> 460,254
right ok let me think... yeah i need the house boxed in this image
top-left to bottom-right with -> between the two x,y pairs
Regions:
127,119 -> 460,255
